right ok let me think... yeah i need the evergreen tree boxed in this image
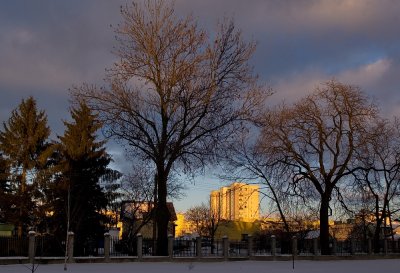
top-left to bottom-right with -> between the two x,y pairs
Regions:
0,97 -> 51,236
0,154 -> 11,223
55,102 -> 111,255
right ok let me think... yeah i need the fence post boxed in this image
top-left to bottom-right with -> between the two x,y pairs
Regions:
350,237 -> 355,255
104,233 -> 110,262
248,235 -> 253,257
313,238 -> 318,255
196,236 -> 202,258
136,233 -> 143,260
223,236 -> 229,260
67,232 -> 74,262
292,236 -> 297,257
168,234 -> 174,259
398,239 -> 400,254
331,239 -> 337,256
383,238 -> 388,255
368,238 -> 372,255
28,231 -> 36,264
271,235 -> 276,256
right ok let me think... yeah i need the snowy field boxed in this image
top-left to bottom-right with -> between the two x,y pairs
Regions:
1,260 -> 400,273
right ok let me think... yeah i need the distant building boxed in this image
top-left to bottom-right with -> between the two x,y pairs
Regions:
210,182 -> 259,222
174,213 -> 196,238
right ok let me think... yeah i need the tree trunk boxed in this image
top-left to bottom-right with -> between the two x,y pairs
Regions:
18,168 -> 27,237
210,221 -> 217,254
155,172 -> 170,256
373,218 -> 383,253
388,205 -> 394,242
320,195 -> 330,255
373,195 -> 382,253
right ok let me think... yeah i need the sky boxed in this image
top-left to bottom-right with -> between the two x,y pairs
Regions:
2,260 -> 400,273
1,0 -> 400,212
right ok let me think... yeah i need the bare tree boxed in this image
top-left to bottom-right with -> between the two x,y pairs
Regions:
257,81 -> 377,255
72,0 -> 265,255
186,202 -> 220,253
353,118 -> 400,252
185,204 -> 210,237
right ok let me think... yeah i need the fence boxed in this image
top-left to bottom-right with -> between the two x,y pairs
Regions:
1,232 -> 400,262
0,236 -> 28,256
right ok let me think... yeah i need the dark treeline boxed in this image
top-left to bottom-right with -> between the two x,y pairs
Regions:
0,97 -> 120,255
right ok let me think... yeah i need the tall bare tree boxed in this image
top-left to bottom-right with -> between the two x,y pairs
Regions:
258,81 -> 377,254
353,118 -> 400,252
72,0 -> 265,255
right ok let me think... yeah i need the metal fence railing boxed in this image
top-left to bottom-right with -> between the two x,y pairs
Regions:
388,240 -> 400,253
2,233 -> 400,259
34,235 -> 65,257
173,238 -> 196,257
253,237 -> 271,255
108,237 -> 157,256
297,238 -> 315,255
201,239 -> 224,256
229,240 -> 248,256
109,237 -> 140,256
0,236 -> 29,256
251,237 -> 400,256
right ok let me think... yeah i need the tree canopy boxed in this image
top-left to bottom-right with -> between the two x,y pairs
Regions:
52,102 -> 113,255
72,0 -> 267,255
0,96 -> 51,236
257,81 -> 377,254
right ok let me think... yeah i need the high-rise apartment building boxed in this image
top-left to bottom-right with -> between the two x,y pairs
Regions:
210,182 -> 259,222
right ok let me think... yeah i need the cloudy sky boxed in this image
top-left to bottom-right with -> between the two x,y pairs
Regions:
1,0 -> 400,212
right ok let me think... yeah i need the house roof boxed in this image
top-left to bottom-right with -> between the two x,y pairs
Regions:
392,234 -> 400,240
305,230 -> 320,239
166,202 -> 177,221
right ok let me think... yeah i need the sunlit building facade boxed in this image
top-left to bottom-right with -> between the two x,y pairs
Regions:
210,182 -> 259,222
175,212 -> 196,237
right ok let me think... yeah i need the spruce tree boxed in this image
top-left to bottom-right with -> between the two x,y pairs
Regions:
0,154 -> 11,223
0,97 -> 51,236
56,102 -> 111,255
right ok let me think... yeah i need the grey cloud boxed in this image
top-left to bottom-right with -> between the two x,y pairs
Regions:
1,0 -> 400,167
175,0 -> 400,79
0,0 -> 126,137
0,0 -> 127,90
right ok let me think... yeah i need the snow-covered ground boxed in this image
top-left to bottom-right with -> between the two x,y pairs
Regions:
1,260 -> 400,273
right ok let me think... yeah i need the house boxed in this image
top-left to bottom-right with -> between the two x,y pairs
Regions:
0,223 -> 14,237
120,201 -> 177,238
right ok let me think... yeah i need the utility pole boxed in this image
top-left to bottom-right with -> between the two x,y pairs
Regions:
64,183 -> 71,271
